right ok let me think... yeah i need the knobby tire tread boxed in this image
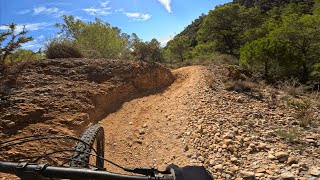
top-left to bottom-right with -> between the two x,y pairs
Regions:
70,124 -> 104,169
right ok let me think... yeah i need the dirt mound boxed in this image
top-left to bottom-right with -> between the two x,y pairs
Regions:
0,58 -> 173,159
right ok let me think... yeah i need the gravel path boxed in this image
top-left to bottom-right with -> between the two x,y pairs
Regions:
100,66 -> 207,172
100,65 -> 320,179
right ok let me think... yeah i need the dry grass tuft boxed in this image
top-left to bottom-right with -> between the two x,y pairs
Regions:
287,99 -> 315,128
279,79 -> 307,97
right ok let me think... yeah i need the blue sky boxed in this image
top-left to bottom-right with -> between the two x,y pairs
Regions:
0,0 -> 231,51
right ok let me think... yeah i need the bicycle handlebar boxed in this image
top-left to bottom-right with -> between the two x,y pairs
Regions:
0,161 -> 174,180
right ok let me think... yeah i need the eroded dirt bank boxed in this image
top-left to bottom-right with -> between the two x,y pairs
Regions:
0,58 -> 174,160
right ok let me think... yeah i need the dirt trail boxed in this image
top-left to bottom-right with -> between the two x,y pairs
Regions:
101,66 -> 206,172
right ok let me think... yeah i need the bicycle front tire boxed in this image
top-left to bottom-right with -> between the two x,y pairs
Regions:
70,124 -> 105,169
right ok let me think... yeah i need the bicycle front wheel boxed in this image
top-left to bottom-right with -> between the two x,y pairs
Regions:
70,124 -> 105,169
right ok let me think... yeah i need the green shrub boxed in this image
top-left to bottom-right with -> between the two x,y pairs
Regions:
276,127 -> 302,143
311,63 -> 320,83
7,49 -> 45,63
225,65 -> 249,80
287,99 -> 311,110
45,39 -> 83,59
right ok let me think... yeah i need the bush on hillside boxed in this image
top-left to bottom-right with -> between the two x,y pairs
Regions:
45,39 -> 83,59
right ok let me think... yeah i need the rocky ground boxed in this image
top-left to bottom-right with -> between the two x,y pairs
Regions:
0,60 -> 319,180
96,65 -> 320,180
184,65 -> 320,179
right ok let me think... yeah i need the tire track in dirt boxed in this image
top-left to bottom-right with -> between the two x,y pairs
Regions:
100,66 -> 208,172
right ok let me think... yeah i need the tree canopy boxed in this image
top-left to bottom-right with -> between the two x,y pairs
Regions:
164,0 -> 320,84
55,16 -> 129,59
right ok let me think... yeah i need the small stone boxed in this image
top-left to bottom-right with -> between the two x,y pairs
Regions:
138,129 -> 145,135
240,171 -> 255,178
3,120 -> 15,128
224,139 -> 233,145
269,164 -> 277,170
184,145 -> 189,152
214,164 -> 223,170
309,167 -> 320,177
224,131 -> 235,139
209,160 -> 215,166
280,172 -> 295,180
275,152 -> 289,162
255,173 -> 265,177
306,139 -> 315,143
268,154 -> 276,160
142,123 -> 148,128
306,134 -> 317,139
230,157 -> 238,163
287,157 -> 298,165
256,168 -> 266,173
198,156 -> 204,162
134,140 -> 143,144
129,122 -> 133,125
267,175 -> 278,180
0,133 -> 5,138
266,170 -> 274,175
197,125 -> 203,133
48,128 -> 59,134
258,143 -> 267,150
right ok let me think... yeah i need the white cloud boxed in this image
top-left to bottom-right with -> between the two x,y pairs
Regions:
83,7 -> 112,16
33,6 -> 64,17
21,35 -> 48,51
115,8 -> 124,12
0,23 -> 52,33
34,6 -> 58,14
124,12 -> 151,21
159,37 -> 173,47
158,0 -> 172,13
83,1 -> 112,16
21,40 -> 41,50
100,1 -> 111,7
16,9 -> 31,15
